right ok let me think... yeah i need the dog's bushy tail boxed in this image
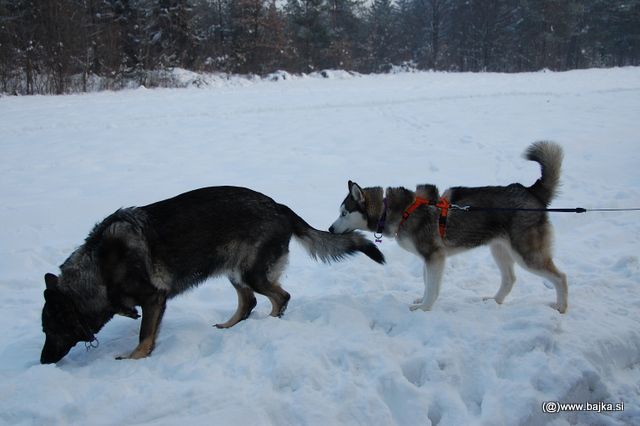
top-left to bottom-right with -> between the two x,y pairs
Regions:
524,141 -> 563,206
280,205 -> 385,264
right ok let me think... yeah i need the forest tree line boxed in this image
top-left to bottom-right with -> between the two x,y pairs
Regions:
1,0 -> 639,94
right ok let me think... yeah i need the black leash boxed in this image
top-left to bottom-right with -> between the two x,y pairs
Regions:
371,201 -> 639,244
450,205 -> 640,213
76,310 -> 99,351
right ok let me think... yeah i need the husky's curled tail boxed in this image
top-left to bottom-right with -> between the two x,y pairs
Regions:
525,141 -> 563,206
281,205 -> 385,264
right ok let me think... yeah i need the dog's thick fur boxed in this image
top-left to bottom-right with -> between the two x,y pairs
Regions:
41,186 -> 384,364
329,141 -> 568,313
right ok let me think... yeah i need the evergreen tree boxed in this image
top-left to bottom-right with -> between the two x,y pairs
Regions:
190,0 -> 233,71
144,0 -> 196,68
366,0 -> 397,71
414,0 -> 453,69
585,0 -> 640,67
325,0 -> 364,70
285,0 -> 330,71
395,0 -> 422,66
228,0 -> 287,73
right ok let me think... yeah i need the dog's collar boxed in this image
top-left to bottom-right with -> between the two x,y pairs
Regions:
71,304 -> 100,350
397,196 -> 451,239
373,198 -> 387,243
77,315 -> 99,350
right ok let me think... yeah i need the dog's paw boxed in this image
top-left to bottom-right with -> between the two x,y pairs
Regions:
117,349 -> 150,360
409,303 -> 431,312
214,322 -> 233,329
413,297 -> 423,304
269,304 -> 288,318
549,302 -> 568,314
482,296 -> 503,305
116,341 -> 153,360
115,354 -> 130,360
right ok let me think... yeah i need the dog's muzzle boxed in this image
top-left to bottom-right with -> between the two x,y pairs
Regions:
40,336 -> 75,364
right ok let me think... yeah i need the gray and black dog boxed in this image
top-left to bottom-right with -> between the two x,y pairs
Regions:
41,186 -> 384,364
330,141 -> 568,314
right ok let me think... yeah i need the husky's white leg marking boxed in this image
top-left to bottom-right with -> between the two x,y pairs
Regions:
410,252 -> 446,311
550,271 -> 569,314
483,241 -> 517,304
537,262 -> 568,314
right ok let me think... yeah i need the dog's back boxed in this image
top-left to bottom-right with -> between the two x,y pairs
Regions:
442,141 -> 563,249
443,183 -> 547,249
139,186 -> 293,294
138,186 -> 383,295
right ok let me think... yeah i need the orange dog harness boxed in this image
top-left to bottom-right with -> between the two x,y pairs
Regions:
398,196 -> 450,238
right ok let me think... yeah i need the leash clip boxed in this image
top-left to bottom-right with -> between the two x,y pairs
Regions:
374,198 -> 388,244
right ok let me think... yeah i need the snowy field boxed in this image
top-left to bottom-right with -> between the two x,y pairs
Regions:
1,68 -> 639,425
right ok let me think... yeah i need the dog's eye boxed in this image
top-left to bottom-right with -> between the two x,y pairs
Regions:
341,211 -> 347,217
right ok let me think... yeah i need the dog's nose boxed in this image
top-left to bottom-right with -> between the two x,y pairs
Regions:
328,226 -> 335,234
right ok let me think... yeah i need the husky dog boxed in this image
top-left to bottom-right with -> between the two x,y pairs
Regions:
41,186 -> 384,364
329,141 -> 568,313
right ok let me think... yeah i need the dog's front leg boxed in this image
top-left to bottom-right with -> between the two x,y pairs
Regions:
410,252 -> 446,311
117,291 -> 167,360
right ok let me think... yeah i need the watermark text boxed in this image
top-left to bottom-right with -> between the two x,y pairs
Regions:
542,401 -> 624,414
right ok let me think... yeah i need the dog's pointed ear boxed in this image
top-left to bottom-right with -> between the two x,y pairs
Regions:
44,273 -> 59,290
349,181 -> 365,205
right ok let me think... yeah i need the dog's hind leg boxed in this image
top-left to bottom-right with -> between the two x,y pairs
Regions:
241,253 -> 291,318
483,241 -> 517,305
265,283 -> 291,318
523,257 -> 568,314
215,278 -> 257,329
265,255 -> 291,317
117,290 -> 167,360
244,267 -> 291,318
251,277 -> 291,318
512,235 -> 568,313
410,251 -> 446,311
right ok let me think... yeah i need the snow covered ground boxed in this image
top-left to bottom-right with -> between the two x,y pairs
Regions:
1,68 -> 639,425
